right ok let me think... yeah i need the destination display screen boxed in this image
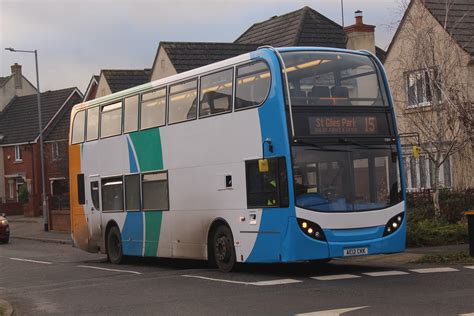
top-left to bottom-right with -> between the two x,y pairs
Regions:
308,116 -> 378,135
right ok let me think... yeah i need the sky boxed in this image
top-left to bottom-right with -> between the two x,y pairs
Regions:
0,0 -> 404,93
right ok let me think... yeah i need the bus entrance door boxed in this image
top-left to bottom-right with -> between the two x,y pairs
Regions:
88,176 -> 102,252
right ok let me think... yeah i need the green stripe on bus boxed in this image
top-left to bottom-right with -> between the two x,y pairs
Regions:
144,211 -> 162,256
129,128 -> 163,172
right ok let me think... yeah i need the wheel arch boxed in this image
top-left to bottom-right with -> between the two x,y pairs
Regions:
206,217 -> 232,261
104,220 -> 120,252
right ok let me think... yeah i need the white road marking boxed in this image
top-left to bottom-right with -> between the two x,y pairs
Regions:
77,265 -> 141,275
253,279 -> 302,286
311,274 -> 360,281
182,275 -> 301,286
464,266 -> 474,270
10,258 -> 53,265
459,313 -> 474,316
295,306 -> 369,315
363,270 -> 409,277
410,267 -> 459,274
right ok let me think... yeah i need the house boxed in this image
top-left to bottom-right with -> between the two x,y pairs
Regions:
83,75 -> 99,102
150,7 -> 386,81
0,63 -> 38,204
95,69 -> 151,97
384,0 -> 473,191
0,87 -> 83,219
0,63 -> 37,112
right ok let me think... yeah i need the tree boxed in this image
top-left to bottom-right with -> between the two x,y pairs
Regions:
386,0 -> 473,216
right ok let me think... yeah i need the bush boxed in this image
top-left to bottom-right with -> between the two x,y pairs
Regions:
406,218 -> 468,247
18,184 -> 29,204
407,189 -> 474,223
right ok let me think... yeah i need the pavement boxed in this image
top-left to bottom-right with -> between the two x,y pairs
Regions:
6,215 -> 71,244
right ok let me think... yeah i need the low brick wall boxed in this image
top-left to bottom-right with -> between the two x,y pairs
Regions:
49,209 -> 71,232
0,202 -> 24,216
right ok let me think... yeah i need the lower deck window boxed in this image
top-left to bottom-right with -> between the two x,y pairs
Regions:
142,172 -> 169,210
101,177 -> 124,212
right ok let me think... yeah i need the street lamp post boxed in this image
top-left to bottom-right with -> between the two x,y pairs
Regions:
5,47 -> 49,232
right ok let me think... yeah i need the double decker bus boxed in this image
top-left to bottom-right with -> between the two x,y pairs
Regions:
69,46 -> 405,272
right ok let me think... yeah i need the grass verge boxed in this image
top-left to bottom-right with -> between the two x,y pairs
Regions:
413,251 -> 474,264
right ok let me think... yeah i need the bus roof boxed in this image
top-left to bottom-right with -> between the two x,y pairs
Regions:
73,46 -> 373,112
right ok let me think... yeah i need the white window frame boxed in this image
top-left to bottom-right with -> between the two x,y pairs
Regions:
14,145 -> 22,162
405,68 -> 436,108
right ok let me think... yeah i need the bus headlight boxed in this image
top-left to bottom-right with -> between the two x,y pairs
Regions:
383,212 -> 404,237
297,218 -> 326,241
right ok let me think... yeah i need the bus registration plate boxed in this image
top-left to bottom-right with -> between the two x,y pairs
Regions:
343,247 -> 368,256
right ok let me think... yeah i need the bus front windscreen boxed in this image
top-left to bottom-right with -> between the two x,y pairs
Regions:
281,51 -> 387,107
292,143 -> 402,212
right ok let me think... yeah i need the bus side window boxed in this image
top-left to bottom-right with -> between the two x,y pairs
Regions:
71,111 -> 85,144
77,174 -> 85,205
200,68 -> 233,117
235,61 -> 271,110
169,79 -> 198,124
141,88 -> 166,129
142,172 -> 169,211
101,102 -> 122,138
86,107 -> 99,141
124,95 -> 139,133
101,176 -> 124,212
245,157 -> 288,208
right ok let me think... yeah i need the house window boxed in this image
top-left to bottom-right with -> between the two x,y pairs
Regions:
52,142 -> 60,161
8,181 -> 14,200
14,145 -> 22,162
406,68 -> 440,108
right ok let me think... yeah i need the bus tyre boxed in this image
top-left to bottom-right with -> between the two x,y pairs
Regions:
106,226 -> 123,264
213,225 -> 236,272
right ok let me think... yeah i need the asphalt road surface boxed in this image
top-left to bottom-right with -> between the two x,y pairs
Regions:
1,238 -> 473,315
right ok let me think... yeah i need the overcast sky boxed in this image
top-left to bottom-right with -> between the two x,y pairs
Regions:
0,0 -> 403,93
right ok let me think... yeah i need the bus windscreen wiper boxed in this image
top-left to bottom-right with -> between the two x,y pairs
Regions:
294,139 -> 349,152
338,138 -> 369,148
293,139 -> 327,150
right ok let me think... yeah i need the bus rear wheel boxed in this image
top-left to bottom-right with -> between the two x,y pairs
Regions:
106,226 -> 123,264
212,225 -> 236,272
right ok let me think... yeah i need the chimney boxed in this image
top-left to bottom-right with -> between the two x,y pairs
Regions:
11,63 -> 22,89
343,10 -> 376,54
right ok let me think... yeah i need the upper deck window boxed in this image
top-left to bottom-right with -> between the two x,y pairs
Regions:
235,61 -> 271,110
124,95 -> 139,133
169,79 -> 198,124
281,52 -> 387,107
141,88 -> 166,129
71,110 -> 85,144
86,107 -> 99,141
101,102 -> 122,138
200,69 -> 233,117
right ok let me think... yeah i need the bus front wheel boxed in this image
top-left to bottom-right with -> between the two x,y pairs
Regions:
212,225 -> 236,272
106,226 -> 123,264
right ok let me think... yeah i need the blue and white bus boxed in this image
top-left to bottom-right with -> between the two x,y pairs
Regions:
69,46 -> 405,272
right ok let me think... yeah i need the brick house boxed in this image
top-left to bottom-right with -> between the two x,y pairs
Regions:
0,63 -> 37,204
83,75 -> 99,102
0,88 -> 82,220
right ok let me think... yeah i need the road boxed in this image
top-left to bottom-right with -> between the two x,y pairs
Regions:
1,239 -> 473,315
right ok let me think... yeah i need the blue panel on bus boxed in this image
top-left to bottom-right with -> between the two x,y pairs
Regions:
327,221 -> 406,258
245,49 -> 295,263
324,226 -> 385,242
121,212 -> 144,256
281,216 -> 329,262
126,137 -> 139,173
